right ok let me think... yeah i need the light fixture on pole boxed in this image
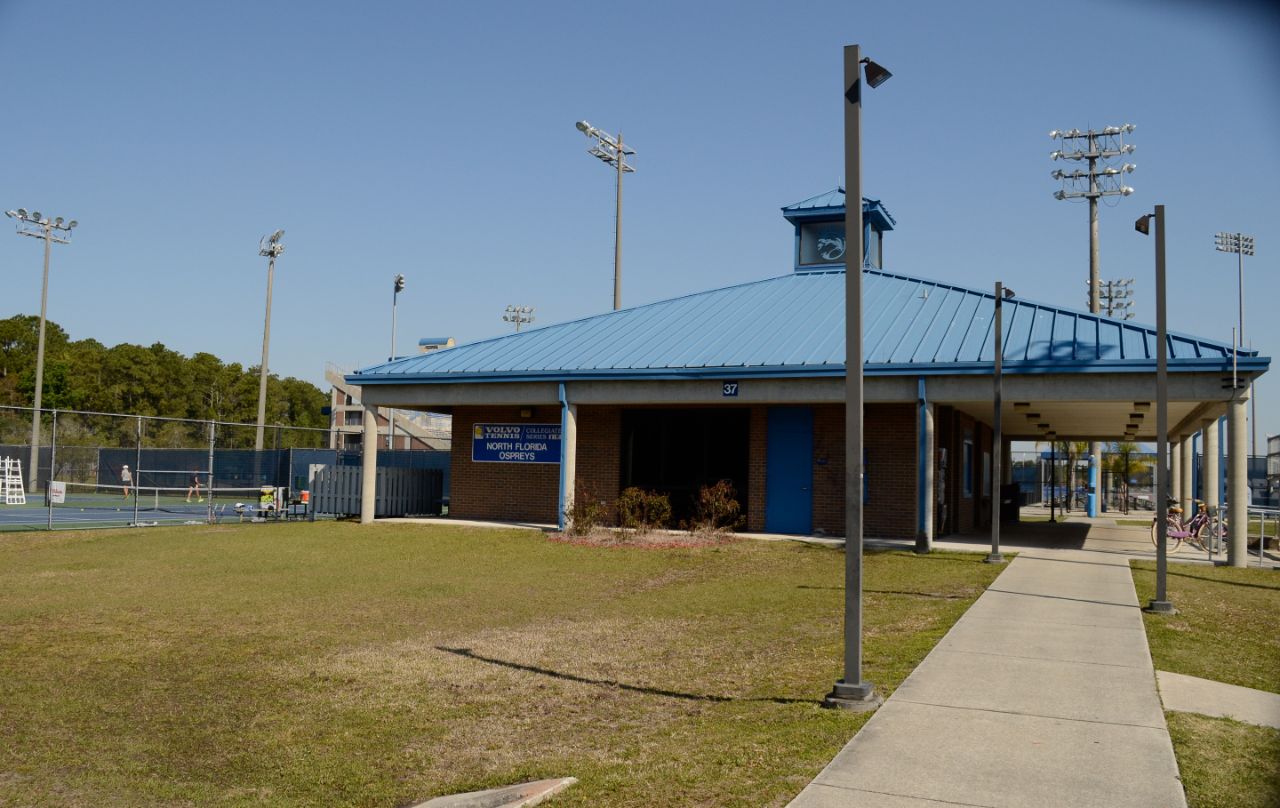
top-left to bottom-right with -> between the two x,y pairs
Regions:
503,305 -> 535,333
388,273 -> 406,450
823,44 -> 890,713
575,120 -> 635,311
1136,207 -> 1175,614
1051,124 -> 1135,519
1215,231 -> 1256,456
254,229 -> 285,453
987,283 -> 1015,564
5,209 -> 77,493
391,274 -> 406,360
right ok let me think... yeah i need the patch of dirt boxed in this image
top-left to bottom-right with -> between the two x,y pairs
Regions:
547,528 -> 740,550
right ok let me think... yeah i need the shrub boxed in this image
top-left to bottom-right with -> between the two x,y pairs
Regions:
617,487 -> 672,532
566,483 -> 609,536
692,479 -> 744,533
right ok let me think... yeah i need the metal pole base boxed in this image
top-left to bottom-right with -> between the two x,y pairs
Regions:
983,553 -> 1006,564
822,679 -> 882,711
1143,600 -> 1177,615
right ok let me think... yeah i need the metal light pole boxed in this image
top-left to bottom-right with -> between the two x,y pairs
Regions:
503,305 -> 535,333
1138,207 -> 1174,614
575,120 -> 635,311
988,282 -> 1014,564
823,43 -> 890,712
1215,232 -> 1256,456
1051,125 -> 1135,518
5,209 -> 77,492
388,273 -> 406,450
255,229 -> 285,452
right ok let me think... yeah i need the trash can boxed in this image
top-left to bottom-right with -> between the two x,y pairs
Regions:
1000,483 -> 1020,523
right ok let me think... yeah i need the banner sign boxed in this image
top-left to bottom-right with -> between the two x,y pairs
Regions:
49,480 -> 66,504
471,423 -> 562,464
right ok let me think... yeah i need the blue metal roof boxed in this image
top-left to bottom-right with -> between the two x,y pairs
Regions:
351,268 -> 1267,385
781,188 -> 896,232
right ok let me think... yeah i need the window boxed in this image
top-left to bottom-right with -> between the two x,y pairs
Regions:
345,411 -> 362,426
962,438 -> 974,498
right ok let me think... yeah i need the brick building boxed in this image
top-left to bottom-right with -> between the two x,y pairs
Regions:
347,190 -> 1268,547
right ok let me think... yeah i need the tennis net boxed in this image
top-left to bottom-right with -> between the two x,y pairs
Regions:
52,482 -> 278,518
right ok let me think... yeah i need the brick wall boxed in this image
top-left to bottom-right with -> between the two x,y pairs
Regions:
576,406 -> 622,522
811,403 -> 917,539
450,406 -> 560,523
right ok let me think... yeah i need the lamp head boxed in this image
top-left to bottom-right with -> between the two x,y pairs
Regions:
1134,213 -> 1153,236
1002,287 -> 1016,299
31,211 -> 41,222
394,273 -> 405,292
575,120 -> 594,136
860,57 -> 892,88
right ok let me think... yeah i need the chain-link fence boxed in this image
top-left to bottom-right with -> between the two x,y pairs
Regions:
0,404 -> 450,531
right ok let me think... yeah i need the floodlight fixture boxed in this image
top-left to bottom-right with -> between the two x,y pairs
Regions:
6,204 -> 77,492
1135,213 -> 1153,235
1134,401 -> 1151,411
860,57 -> 892,88
1014,402 -> 1031,410
254,228 -> 286,451
575,117 -> 637,310
1002,286 -> 1016,299
1025,413 -> 1040,420
1037,423 -> 1050,430
67,220 -> 77,229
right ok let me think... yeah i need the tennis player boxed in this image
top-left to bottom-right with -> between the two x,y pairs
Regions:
121,464 -> 132,498
186,472 -> 203,503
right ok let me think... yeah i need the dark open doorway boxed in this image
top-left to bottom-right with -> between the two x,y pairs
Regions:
620,408 -> 749,524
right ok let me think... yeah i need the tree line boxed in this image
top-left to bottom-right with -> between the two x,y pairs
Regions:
0,315 -> 328,448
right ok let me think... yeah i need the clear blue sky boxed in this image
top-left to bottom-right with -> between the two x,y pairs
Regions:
2,0 -> 1277,440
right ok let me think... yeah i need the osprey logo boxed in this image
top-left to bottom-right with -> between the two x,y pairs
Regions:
817,236 -> 845,261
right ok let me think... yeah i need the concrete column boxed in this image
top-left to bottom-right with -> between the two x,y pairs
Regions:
1228,395 -> 1248,567
557,400 -> 578,529
1180,435 -> 1194,516
918,402 -> 935,552
1170,437 -> 1181,507
360,404 -> 378,524
1202,418 -> 1219,513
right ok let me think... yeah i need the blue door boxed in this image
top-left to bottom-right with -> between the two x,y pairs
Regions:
766,407 -> 813,534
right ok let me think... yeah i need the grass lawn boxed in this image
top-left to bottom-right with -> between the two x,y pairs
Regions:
0,522 -> 1003,807
1131,561 -> 1280,808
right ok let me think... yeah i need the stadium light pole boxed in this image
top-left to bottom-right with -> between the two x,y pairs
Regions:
255,230 -> 285,453
503,305 -> 535,332
574,120 -> 635,311
1136,207 -> 1175,614
5,209 -> 77,492
1050,125 -> 1135,518
824,44 -> 890,712
388,273 -> 405,450
1215,232 -> 1256,456
987,282 -> 1014,564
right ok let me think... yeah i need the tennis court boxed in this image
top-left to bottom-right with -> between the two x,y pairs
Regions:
0,482 -> 289,531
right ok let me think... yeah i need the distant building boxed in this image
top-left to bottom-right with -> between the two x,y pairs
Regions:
325,361 -> 450,452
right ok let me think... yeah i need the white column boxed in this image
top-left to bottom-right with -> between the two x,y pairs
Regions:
1228,395 -> 1248,567
1170,437 -> 1182,507
560,402 -> 578,527
1180,435 -> 1194,516
1202,418 -> 1219,512
360,404 -> 378,524
920,403 -> 935,551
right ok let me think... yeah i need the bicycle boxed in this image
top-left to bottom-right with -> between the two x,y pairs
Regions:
1151,500 -> 1222,554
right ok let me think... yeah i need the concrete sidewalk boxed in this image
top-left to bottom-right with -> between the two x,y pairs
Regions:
789,548 -> 1186,807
